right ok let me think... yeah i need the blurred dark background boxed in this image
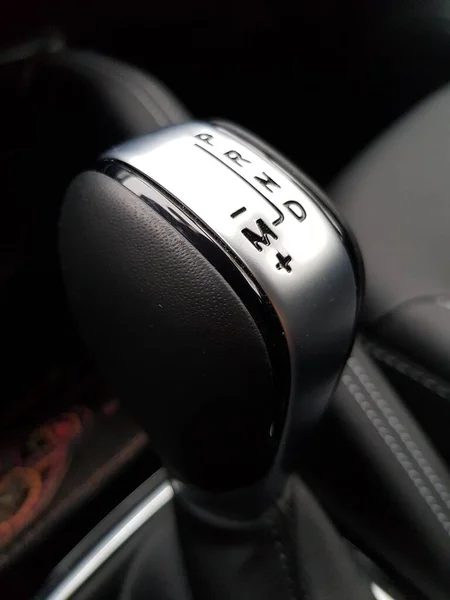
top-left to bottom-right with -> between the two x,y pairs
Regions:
2,0 -> 450,182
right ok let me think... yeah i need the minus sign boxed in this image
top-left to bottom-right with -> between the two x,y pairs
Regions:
230,207 -> 247,219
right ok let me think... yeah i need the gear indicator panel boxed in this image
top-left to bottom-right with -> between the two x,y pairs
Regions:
105,121 -> 354,324
193,129 -> 312,276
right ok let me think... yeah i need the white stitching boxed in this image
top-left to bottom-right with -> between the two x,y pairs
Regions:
342,372 -> 450,536
364,340 -> 450,400
266,512 -> 299,600
348,358 -> 450,512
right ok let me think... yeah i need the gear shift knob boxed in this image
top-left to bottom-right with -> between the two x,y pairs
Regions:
59,122 -> 362,490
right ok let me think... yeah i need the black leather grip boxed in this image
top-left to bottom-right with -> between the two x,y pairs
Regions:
59,171 -> 277,490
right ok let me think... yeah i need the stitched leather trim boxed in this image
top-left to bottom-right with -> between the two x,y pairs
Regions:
265,508 -> 300,600
349,358 -> 450,510
343,358 -> 450,537
363,339 -> 450,400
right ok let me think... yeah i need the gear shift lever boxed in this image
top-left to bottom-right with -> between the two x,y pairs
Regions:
60,121 -> 361,490
59,122 -> 371,600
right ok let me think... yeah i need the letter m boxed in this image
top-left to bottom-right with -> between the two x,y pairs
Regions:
241,219 -> 278,251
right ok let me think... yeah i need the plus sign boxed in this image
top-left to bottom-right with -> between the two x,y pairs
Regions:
275,252 -> 292,273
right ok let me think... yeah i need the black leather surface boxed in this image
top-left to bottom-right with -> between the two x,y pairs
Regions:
305,343 -> 450,599
374,296 -> 450,385
332,83 -> 450,325
120,501 -> 193,600
28,49 -> 190,244
27,48 -> 191,253
331,84 -> 450,432
31,49 -> 190,157
123,475 -> 374,600
59,171 -> 277,491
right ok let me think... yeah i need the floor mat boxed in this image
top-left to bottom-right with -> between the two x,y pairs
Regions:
0,393 -> 149,573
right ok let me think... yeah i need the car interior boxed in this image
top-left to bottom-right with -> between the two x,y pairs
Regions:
1,2 -> 450,599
